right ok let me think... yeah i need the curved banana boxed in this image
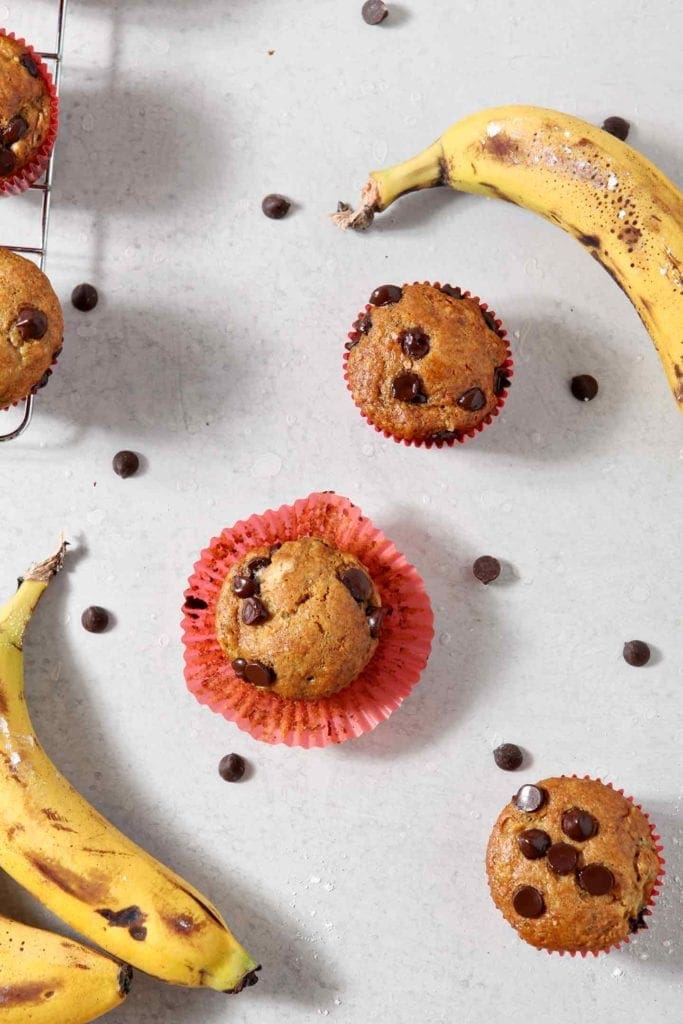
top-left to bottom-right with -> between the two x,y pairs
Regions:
0,912 -> 131,1023
333,104 -> 683,410
0,542 -> 260,993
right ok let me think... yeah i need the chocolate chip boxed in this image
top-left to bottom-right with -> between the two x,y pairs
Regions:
20,53 -> 40,77
0,148 -> 17,176
1,115 -> 28,146
547,842 -> 579,875
457,387 -> 486,412
354,314 -> 372,334
233,575 -> 257,598
392,371 -> 427,403
15,307 -> 48,341
112,451 -> 139,478
602,116 -> 630,141
399,328 -> 430,359
218,753 -> 247,782
344,338 -> 359,351
231,658 -> 247,678
570,374 -> 598,401
369,284 -> 403,306
367,606 -> 389,638
512,885 -> 545,918
185,595 -> 208,610
81,606 -> 110,633
71,283 -> 99,311
481,309 -> 499,333
628,909 -> 648,933
247,556 -> 271,575
439,284 -> 464,299
430,429 -> 461,443
623,640 -> 651,666
578,864 -> 614,895
242,597 -> 268,625
493,743 -> 523,771
517,829 -> 551,860
494,366 -> 511,394
362,1 -> 389,24
243,661 -> 276,687
473,556 -> 501,585
514,784 -> 546,813
561,808 -> 598,841
340,567 -> 372,603
262,194 -> 290,219
36,369 -> 52,389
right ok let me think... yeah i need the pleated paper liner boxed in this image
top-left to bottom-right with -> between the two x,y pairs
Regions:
344,282 -> 514,449
0,30 -> 59,197
182,492 -> 434,748
1,347 -> 61,412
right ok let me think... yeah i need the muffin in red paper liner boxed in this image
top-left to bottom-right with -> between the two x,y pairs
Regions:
344,281 -> 513,448
0,30 -> 59,196
486,775 -> 665,956
182,492 -> 434,747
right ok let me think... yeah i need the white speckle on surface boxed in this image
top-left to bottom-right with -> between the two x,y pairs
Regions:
81,112 -> 95,132
438,632 -> 451,646
607,173 -> 619,190
309,875 -> 321,884
86,508 -> 106,526
324,883 -> 335,892
612,967 -> 624,978
158,634 -> 170,647
372,141 -> 388,164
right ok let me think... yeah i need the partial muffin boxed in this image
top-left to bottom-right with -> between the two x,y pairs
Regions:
0,248 -> 63,407
486,776 -> 662,954
345,282 -> 511,445
215,536 -> 389,700
0,32 -> 57,191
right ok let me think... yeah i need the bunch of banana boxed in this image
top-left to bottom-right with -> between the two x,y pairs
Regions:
333,104 -> 683,410
0,913 -> 131,1023
0,541 -> 260,1018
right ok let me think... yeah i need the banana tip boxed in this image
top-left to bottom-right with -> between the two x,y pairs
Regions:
24,537 -> 69,583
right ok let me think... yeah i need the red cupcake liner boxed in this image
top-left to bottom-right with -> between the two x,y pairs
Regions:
343,282 -> 514,449
0,30 -> 59,197
182,492 -> 434,748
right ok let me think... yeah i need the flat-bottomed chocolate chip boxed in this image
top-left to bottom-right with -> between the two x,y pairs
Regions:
71,283 -> 99,311
243,661 -> 276,687
392,371 -> 427,403
369,284 -> 403,306
0,148 -> 17,176
570,374 -> 599,401
218,753 -> 247,782
602,116 -> 630,141
247,556 -> 271,575
513,885 -> 545,918
494,366 -> 511,394
481,309 -> 499,333
185,595 -> 208,610
112,451 -> 140,478
547,842 -> 578,875
362,1 -> 389,24
15,307 -> 48,341
623,640 -> 650,666
514,784 -> 546,812
231,658 -> 247,678
473,555 -> 501,585
367,606 -> 389,638
457,387 -> 486,412
517,829 -> 551,860
399,328 -> 430,359
440,284 -> 464,299
20,53 -> 40,77
233,575 -> 257,598
1,115 -> 28,145
578,863 -> 614,895
628,909 -> 648,933
242,597 -> 268,625
340,567 -> 372,603
493,743 -> 523,770
430,429 -> 461,443
562,808 -> 598,841
262,194 -> 291,219
81,606 -> 110,633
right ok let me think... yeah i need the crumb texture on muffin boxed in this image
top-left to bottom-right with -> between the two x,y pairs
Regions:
0,34 -> 52,176
486,776 -> 661,953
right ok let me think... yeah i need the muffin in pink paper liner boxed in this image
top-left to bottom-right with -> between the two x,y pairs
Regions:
344,281 -> 513,448
486,775 -> 665,957
182,492 -> 434,748
0,30 -> 59,196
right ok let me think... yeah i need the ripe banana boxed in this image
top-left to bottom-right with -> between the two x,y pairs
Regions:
333,104 -> 683,410
0,912 -> 131,1023
0,542 -> 260,993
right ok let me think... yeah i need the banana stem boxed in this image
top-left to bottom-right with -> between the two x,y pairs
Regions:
0,537 -> 67,647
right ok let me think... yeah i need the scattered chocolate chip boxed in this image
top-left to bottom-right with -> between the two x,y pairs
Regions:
623,640 -> 651,667
362,0 -> 389,24
0,148 -> 17,176
493,742 -> 523,771
517,829 -> 551,860
185,595 -> 208,610
430,429 -> 461,443
514,784 -> 546,813
233,575 -> 257,598
457,386 -> 486,412
512,885 -> 545,918
243,661 -> 276,687
440,284 -> 464,299
578,863 -> 614,895
369,284 -> 403,306
481,309 -> 499,333
628,909 -> 648,933
71,283 -> 99,311
494,366 -> 511,394
602,116 -> 630,141
242,597 -> 268,625
1,115 -> 28,146
218,753 -> 247,782
399,328 -> 430,359
262,194 -> 290,219
547,842 -> 579,875
473,555 -> 501,585
231,658 -> 247,678
367,606 -> 389,638
20,53 -> 40,77
247,556 -> 271,575
391,370 -> 427,403
562,808 -> 598,841
15,307 -> 48,341
81,606 -> 110,633
112,451 -> 139,478
570,374 -> 599,401
340,567 -> 372,603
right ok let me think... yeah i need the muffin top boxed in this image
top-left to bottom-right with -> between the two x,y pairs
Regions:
215,537 -> 389,701
0,248 -> 64,407
345,282 -> 510,443
486,776 -> 661,953
0,34 -> 53,180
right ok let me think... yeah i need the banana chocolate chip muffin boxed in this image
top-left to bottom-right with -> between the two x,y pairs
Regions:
215,537 -> 390,701
486,776 -> 662,954
0,32 -> 55,185
345,282 -> 511,444
0,248 -> 63,407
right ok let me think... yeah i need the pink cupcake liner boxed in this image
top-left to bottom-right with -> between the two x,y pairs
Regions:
0,30 -> 59,197
182,492 -> 434,748
344,281 -> 514,449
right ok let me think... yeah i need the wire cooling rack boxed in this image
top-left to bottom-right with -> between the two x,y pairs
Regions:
0,0 -> 68,443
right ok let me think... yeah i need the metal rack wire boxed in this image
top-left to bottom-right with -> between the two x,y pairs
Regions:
0,0 -> 68,443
